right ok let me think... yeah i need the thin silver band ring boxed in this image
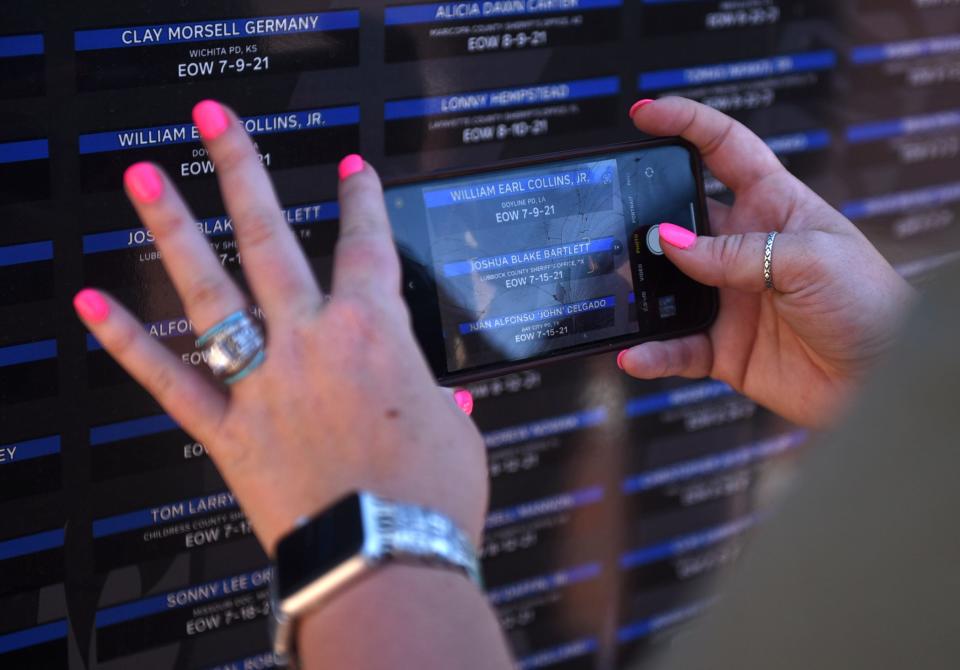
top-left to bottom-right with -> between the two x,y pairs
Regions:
763,231 -> 778,291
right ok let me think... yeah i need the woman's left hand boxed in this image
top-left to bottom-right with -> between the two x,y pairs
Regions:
73,100 -> 489,553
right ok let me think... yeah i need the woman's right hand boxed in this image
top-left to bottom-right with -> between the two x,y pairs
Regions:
621,97 -> 915,428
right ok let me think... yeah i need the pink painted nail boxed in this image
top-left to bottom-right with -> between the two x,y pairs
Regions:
453,389 -> 474,416
617,350 -> 629,370
338,154 -> 364,181
123,162 -> 164,203
659,222 -> 697,250
193,99 -> 230,140
73,289 -> 110,324
629,99 -> 655,118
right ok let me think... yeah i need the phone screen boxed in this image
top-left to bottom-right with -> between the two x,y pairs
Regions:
386,141 -> 717,382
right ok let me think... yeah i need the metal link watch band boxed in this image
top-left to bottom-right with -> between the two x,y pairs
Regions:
368,494 -> 483,588
271,492 -> 482,668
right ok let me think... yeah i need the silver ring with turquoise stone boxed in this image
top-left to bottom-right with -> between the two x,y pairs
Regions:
196,310 -> 266,385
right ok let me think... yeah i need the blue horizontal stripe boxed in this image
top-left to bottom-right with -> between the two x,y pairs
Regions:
486,486 -> 603,529
79,107 -> 359,155
386,76 -> 619,120
517,638 -> 598,669
96,594 -> 169,627
90,414 -> 179,446
87,315 -> 192,352
488,562 -> 601,605
626,380 -> 733,417
75,12 -> 359,51
0,240 -> 53,267
617,599 -> 713,644
385,0 -> 621,26
82,201 -> 338,254
484,407 -> 607,448
841,181 -> 960,221
96,567 -> 271,627
444,237 -> 615,277
93,491 -> 237,537
851,33 -> 960,65
460,295 -> 615,335
622,430 -> 807,494
0,528 -> 65,561
0,339 -> 56,367
0,139 -> 49,164
0,620 -> 67,654
0,34 -> 44,58
639,49 -> 837,91
847,109 -> 960,144
79,121 -> 198,154
0,435 -> 60,466
620,515 -> 756,569
83,228 -> 153,254
425,165 -> 609,208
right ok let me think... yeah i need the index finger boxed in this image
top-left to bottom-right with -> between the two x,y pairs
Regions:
332,155 -> 402,301
630,97 -> 785,194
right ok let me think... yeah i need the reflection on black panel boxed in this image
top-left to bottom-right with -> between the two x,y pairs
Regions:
1,1 -> 957,668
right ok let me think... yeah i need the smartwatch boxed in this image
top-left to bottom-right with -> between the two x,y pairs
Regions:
270,491 -> 482,666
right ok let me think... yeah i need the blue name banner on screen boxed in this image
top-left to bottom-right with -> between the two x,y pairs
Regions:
75,13 -> 360,51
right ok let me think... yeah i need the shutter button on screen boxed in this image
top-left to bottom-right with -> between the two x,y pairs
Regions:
646,225 -> 664,256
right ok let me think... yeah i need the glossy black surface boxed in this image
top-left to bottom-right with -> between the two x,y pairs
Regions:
1,1 -> 958,668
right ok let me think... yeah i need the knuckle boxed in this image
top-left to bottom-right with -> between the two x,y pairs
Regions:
328,297 -> 383,345
213,423 -> 260,474
678,103 -> 700,137
213,136 -> 254,174
108,320 -> 141,357
792,231 -> 831,283
676,340 -> 695,374
340,167 -> 380,199
336,236 -> 397,271
701,118 -> 736,158
664,343 -> 682,376
186,274 -> 232,310
339,209 -> 384,243
339,172 -> 366,199
150,211 -> 191,237
237,206 -> 281,250
713,235 -> 744,284
651,343 -> 672,377
148,365 -> 178,402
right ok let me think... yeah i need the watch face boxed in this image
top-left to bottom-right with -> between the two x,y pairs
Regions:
275,493 -> 365,599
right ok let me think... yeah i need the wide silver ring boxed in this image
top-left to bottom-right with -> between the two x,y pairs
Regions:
763,231 -> 778,291
196,310 -> 265,385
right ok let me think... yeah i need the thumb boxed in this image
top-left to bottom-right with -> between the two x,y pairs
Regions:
657,222 -> 803,293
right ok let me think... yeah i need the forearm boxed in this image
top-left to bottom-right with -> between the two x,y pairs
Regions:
298,564 -> 515,669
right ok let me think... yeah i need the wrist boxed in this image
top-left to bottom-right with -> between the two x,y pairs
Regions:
270,491 -> 484,664
297,565 -> 507,670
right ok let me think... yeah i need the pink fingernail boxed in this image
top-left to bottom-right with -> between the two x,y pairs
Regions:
338,154 -> 364,181
123,162 -> 164,203
453,389 -> 474,416
193,100 -> 230,140
73,289 -> 110,324
617,350 -> 629,370
659,222 -> 697,250
629,99 -> 655,118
